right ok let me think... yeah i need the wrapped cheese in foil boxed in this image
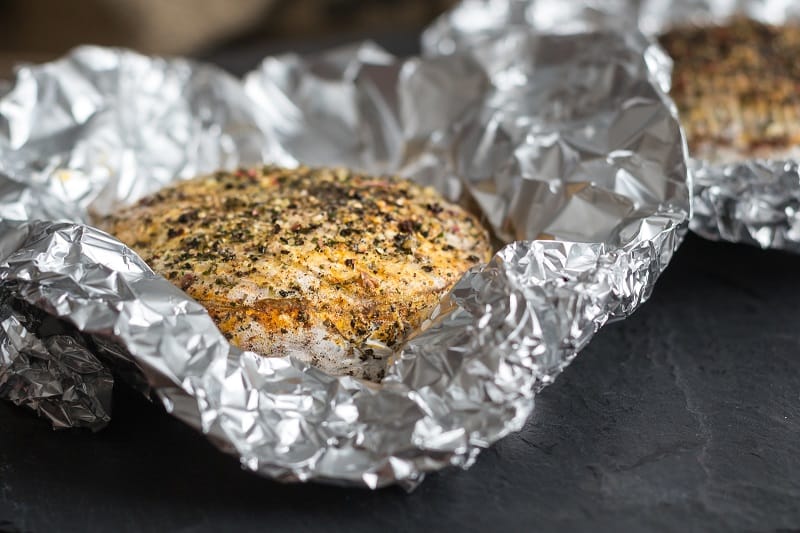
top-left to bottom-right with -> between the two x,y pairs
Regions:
429,0 -> 800,252
639,0 -> 800,251
0,12 -> 690,488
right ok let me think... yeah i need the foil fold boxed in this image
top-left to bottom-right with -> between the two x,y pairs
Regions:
0,286 -> 112,430
0,9 -> 689,488
427,0 -> 800,252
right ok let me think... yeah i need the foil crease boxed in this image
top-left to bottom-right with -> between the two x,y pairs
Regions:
0,10 -> 689,487
0,47 -> 293,219
0,288 -> 112,430
427,0 -> 800,252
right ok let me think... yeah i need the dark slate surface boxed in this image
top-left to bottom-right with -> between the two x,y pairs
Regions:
2,233 -> 799,533
2,34 -> 800,532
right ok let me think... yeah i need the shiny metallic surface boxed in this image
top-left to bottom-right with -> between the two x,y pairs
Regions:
0,286 -> 112,430
428,0 -> 800,252
690,160 -> 800,251
0,5 -> 689,487
0,47 -> 293,219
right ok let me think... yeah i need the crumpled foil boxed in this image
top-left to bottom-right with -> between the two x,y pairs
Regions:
0,12 -> 689,488
427,0 -> 800,252
0,289 -> 112,430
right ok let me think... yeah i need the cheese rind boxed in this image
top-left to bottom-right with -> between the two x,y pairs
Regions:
100,166 -> 492,381
661,18 -> 800,162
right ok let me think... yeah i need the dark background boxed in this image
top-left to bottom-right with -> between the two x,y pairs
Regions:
2,11 -> 800,533
0,0 -> 455,78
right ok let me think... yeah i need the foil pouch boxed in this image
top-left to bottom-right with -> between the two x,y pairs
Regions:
428,0 -> 800,251
0,8 -> 689,487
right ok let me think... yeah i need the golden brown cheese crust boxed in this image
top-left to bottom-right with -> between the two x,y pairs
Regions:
100,166 -> 492,380
660,18 -> 800,162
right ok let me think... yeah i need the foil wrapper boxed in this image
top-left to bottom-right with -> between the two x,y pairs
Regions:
427,0 -> 800,252
0,16 -> 689,487
0,289 -> 112,430
640,0 -> 800,251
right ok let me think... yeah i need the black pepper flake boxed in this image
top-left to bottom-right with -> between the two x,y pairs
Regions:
231,230 -> 249,242
427,202 -> 443,214
398,219 -> 415,233
467,255 -> 480,262
183,235 -> 203,248
177,210 -> 198,224
167,227 -> 184,238
224,197 -> 245,209
297,223 -> 320,235
422,265 -> 434,272
344,258 -> 355,269
273,223 -> 281,234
